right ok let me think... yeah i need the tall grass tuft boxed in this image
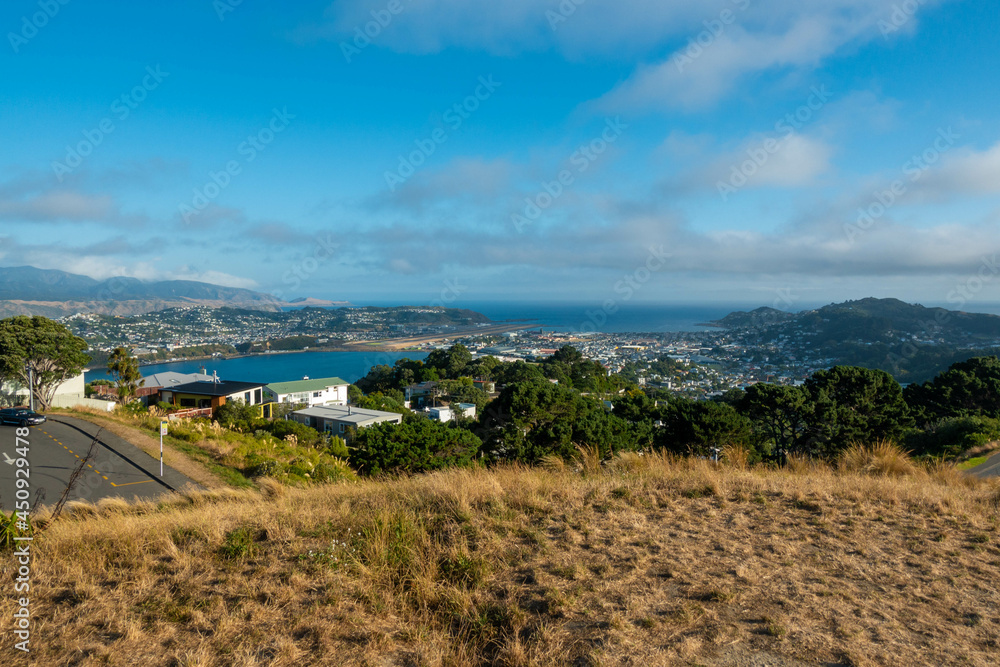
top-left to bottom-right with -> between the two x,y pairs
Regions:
574,444 -> 603,475
722,443 -> 751,470
840,440 -> 918,477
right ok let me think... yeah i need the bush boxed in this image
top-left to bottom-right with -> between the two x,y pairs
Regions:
904,416 -> 1000,459
351,419 -> 481,476
265,419 -> 322,447
245,458 -> 287,478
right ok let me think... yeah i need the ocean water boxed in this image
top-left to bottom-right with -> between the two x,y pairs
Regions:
85,350 -> 428,384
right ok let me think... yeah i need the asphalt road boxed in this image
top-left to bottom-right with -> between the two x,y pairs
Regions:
0,416 -> 201,511
968,451 -> 1000,478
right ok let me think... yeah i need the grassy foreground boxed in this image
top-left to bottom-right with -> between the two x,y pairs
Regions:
4,452 -> 1000,666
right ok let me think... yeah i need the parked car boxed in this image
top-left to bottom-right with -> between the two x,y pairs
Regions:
0,408 -> 46,427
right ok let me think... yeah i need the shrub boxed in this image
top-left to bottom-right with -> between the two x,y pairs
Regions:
245,458 -> 287,478
351,419 -> 481,476
904,416 -> 1000,459
219,526 -> 258,560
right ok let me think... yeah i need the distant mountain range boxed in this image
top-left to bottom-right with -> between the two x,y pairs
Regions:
0,266 -> 290,318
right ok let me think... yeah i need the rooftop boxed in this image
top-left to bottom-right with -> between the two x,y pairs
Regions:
267,377 -> 349,395
293,404 -> 402,426
165,380 -> 267,397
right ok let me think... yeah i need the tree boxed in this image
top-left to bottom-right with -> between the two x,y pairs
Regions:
425,343 -> 473,378
659,398 -> 753,456
107,347 -> 144,404
355,364 -> 396,395
350,419 -> 481,475
477,380 -> 642,463
801,366 -> 912,457
739,384 -> 811,453
904,356 -> 1000,425
0,316 -> 90,410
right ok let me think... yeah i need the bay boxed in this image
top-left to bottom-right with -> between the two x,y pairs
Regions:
85,350 -> 428,384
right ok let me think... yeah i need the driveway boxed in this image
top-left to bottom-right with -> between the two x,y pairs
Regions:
0,415 -> 201,511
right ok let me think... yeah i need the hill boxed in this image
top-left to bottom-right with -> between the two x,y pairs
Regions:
0,266 -> 288,317
712,298 -> 1000,382
10,452 -> 1000,666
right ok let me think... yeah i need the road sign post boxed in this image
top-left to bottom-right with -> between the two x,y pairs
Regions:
159,421 -> 168,476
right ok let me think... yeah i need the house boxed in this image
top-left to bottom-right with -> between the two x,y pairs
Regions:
403,381 -> 440,409
290,404 -> 402,435
91,370 -> 212,402
424,403 -> 477,423
1,372 -> 87,408
160,379 -> 268,411
264,377 -> 349,407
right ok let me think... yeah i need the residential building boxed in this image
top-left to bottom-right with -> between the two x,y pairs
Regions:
264,377 -> 349,407
160,379 -> 268,411
423,402 -> 477,422
290,404 -> 402,435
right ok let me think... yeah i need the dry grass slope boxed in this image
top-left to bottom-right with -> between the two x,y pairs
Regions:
3,448 -> 1000,666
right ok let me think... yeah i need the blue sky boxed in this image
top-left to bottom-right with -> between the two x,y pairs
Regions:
2,0 -> 1000,310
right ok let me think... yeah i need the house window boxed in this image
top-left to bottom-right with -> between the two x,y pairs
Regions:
244,392 -> 251,404
339,424 -> 346,433
313,392 -> 322,398
180,398 -> 196,408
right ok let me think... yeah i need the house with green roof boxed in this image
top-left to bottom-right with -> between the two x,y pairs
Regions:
264,376 -> 349,407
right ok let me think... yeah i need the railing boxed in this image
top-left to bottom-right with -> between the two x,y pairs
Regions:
168,407 -> 213,421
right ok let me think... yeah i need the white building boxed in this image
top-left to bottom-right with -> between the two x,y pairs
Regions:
264,377 -> 349,407
290,404 -> 402,435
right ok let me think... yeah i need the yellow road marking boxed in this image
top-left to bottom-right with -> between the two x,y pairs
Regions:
40,426 -> 157,490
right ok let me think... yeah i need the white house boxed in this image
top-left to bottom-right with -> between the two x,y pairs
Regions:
264,377 -> 349,407
290,404 -> 402,435
424,403 -> 477,423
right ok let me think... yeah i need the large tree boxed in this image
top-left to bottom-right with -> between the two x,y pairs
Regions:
801,366 -> 912,457
107,346 -> 144,404
0,316 -> 90,410
739,383 -> 811,453
904,356 -> 1000,425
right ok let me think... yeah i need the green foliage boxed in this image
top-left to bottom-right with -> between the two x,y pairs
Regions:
214,400 -> 264,432
801,366 -> 913,457
266,418 -> 324,447
355,391 -> 411,415
0,511 -> 31,552
659,398 -> 753,456
478,380 -> 645,464
350,419 -> 482,476
739,384 -> 811,452
437,378 -> 490,412
219,526 -> 258,560
540,345 -> 621,393
0,315 -> 90,410
904,356 -> 1000,425
904,416 -> 1000,459
107,347 -> 144,403
425,343 -> 473,378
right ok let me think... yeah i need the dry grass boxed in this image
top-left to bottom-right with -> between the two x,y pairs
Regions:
3,447 -> 1000,666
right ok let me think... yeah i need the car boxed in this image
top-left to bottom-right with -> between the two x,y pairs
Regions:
0,408 -> 46,427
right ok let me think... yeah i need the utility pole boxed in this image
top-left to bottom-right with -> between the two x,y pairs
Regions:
24,364 -> 34,412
